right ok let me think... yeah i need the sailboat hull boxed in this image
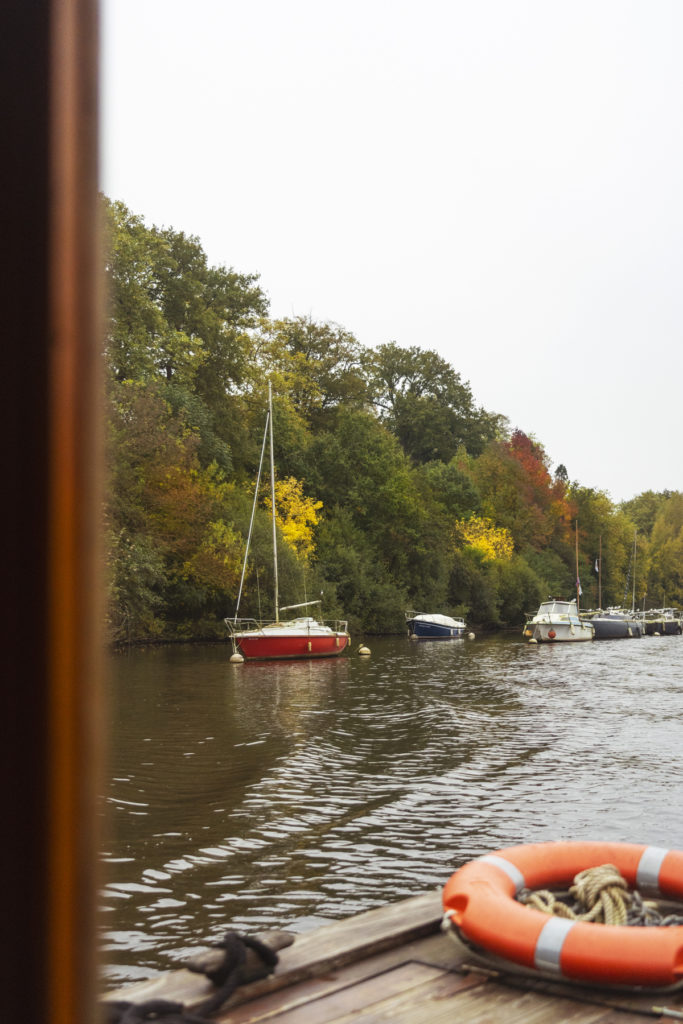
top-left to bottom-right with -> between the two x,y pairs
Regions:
235,634 -> 349,660
234,632 -> 349,660
228,618 -> 350,660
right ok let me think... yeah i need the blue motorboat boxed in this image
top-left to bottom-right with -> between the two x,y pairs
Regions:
406,611 -> 468,639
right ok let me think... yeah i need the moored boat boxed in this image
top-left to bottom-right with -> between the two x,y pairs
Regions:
225,384 -> 350,661
639,608 -> 683,636
523,598 -> 594,643
406,611 -> 468,639
581,608 -> 643,639
226,604 -> 350,660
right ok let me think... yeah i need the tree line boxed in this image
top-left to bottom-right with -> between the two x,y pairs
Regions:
103,196 -> 683,643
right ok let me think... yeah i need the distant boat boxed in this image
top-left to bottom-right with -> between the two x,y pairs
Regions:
523,599 -> 594,643
581,608 -> 643,639
583,533 -> 643,637
639,608 -> 683,636
406,611 -> 468,639
225,384 -> 350,661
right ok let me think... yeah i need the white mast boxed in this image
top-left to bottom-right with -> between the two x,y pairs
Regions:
268,382 -> 279,621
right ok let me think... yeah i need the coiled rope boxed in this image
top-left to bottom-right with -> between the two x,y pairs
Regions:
519,863 -> 683,926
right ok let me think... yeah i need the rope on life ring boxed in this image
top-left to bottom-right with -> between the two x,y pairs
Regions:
522,863 -> 683,928
442,841 -> 683,987
522,864 -> 629,925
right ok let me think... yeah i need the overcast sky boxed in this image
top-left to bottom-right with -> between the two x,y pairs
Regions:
100,0 -> 683,503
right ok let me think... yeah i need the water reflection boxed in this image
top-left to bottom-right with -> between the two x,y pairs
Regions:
101,634 -> 683,984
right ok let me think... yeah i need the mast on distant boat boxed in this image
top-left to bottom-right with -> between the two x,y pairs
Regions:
575,520 -> 581,612
268,382 -> 279,623
623,529 -> 637,612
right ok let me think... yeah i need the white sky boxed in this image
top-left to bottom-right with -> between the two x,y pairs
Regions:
100,0 -> 683,504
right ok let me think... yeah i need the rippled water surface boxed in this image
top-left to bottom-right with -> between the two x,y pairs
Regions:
101,633 -> 683,983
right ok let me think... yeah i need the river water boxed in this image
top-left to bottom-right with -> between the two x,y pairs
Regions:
101,632 -> 683,984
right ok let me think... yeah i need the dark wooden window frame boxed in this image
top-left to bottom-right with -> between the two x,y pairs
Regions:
2,1 -> 102,1021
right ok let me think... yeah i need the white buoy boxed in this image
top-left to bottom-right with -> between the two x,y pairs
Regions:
358,645 -> 371,656
408,633 -> 419,641
467,632 -> 475,640
229,651 -> 244,663
528,638 -> 538,644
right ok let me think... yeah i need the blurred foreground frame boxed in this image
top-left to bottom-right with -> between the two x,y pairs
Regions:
1,1 -> 103,1022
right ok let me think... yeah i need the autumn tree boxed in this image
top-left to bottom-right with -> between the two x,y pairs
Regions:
472,431 -> 575,554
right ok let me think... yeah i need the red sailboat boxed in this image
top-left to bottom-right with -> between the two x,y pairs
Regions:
225,384 -> 350,661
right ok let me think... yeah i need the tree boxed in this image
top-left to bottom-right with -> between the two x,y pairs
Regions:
472,432 -> 575,554
266,476 -> 323,561
306,407 -> 446,607
455,516 -> 514,562
103,194 -> 268,416
620,491 -> 673,538
645,492 -> 683,607
570,486 -> 642,609
417,458 -> 481,520
365,342 -> 503,462
255,316 -> 368,428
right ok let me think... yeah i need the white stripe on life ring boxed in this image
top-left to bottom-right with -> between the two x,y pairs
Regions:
534,916 -> 576,973
478,854 -> 525,893
636,846 -> 669,893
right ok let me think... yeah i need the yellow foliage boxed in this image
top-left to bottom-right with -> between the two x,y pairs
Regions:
265,477 -> 323,560
455,515 -> 514,562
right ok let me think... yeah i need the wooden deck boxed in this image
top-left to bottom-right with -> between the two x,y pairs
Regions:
103,891 -> 683,1023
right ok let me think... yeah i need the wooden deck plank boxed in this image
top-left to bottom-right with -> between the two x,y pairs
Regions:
316,974 -> 662,1024
102,891 -> 683,1023
217,932 -> 473,1023
234,963 -> 456,1024
103,890 -> 444,1012
217,958 -> 668,1024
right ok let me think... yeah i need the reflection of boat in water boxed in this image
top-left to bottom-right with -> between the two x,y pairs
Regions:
225,384 -> 350,661
581,608 -> 643,639
639,608 -> 683,636
405,611 -> 468,639
523,599 -> 594,643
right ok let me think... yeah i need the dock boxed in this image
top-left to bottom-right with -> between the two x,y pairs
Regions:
103,890 -> 683,1022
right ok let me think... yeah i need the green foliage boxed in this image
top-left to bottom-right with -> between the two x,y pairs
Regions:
256,316 -> 368,428
644,492 -> 683,608
365,342 -> 503,462
570,486 -> 644,609
418,459 -> 482,520
101,194 -> 682,639
620,491 -> 671,538
493,555 -> 545,627
522,548 -> 573,599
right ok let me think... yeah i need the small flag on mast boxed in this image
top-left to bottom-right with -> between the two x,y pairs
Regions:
594,559 -> 599,573
576,577 -> 582,596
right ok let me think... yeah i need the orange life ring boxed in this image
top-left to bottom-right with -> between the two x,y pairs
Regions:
442,841 -> 683,986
